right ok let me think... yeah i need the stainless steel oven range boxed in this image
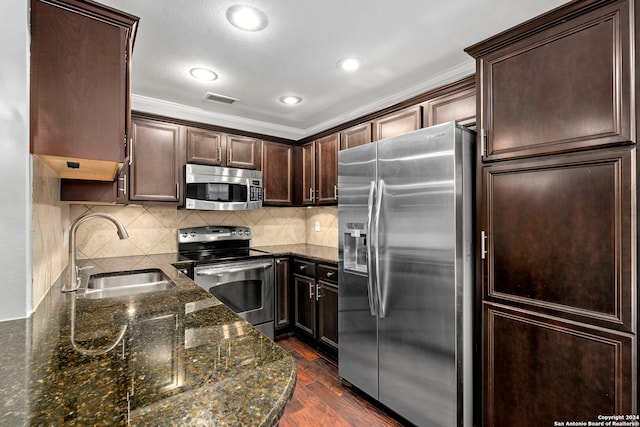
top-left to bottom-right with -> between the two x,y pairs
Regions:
177,225 -> 274,339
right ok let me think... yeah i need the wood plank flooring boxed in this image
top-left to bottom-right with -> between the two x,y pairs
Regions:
276,336 -> 407,427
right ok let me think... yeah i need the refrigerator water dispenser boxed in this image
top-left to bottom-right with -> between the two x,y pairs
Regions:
344,223 -> 367,274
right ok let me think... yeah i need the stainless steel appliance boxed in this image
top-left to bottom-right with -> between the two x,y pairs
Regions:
177,225 -> 274,339
338,122 -> 474,426
184,164 -> 263,210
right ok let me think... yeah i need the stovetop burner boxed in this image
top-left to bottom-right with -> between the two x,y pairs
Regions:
177,225 -> 271,265
178,248 -> 271,263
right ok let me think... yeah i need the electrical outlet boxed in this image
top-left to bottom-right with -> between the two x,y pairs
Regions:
315,221 -> 320,232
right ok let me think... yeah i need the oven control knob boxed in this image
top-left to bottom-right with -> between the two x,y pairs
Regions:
190,231 -> 196,237
231,231 -> 236,235
181,233 -> 188,238
245,231 -> 250,235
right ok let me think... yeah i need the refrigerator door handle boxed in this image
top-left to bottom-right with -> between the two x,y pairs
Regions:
366,180 -> 378,316
375,179 -> 386,318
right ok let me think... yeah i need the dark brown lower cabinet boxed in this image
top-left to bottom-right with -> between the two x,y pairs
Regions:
317,280 -> 338,350
292,259 -> 338,354
484,304 -> 635,426
274,257 -> 291,334
293,274 -> 316,337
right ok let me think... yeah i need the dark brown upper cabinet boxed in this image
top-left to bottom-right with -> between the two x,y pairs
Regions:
301,141 -> 316,205
340,122 -> 372,150
262,141 -> 294,206
466,0 -> 634,161
315,133 -> 339,204
372,105 -> 422,141
30,0 -> 138,181
186,128 -> 225,166
301,133 -> 339,205
129,118 -> 184,204
226,135 -> 260,169
422,86 -> 476,129
186,130 -> 260,170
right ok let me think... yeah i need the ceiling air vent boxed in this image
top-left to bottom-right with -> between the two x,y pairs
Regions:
203,92 -> 238,105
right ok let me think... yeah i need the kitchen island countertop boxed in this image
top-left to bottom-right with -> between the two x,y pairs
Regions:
0,253 -> 296,426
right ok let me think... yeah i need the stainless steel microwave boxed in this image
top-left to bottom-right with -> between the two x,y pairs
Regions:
184,164 -> 263,210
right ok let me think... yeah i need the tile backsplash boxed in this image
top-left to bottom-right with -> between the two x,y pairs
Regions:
32,157 -> 69,309
70,205 -> 338,260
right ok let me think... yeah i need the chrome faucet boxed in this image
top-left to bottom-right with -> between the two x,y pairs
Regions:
62,213 -> 129,292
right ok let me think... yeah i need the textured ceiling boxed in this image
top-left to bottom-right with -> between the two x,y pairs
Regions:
99,0 -> 569,139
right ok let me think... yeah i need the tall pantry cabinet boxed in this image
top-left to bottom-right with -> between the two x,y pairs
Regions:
465,0 -> 637,425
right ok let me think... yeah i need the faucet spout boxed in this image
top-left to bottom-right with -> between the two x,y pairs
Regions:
62,213 -> 129,293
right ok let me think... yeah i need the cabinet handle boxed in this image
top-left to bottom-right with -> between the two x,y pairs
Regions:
118,174 -> 127,195
128,138 -> 133,165
309,188 -> 314,201
481,230 -> 488,260
218,146 -> 222,161
316,284 -> 322,301
326,271 -> 334,277
480,129 -> 487,157
175,183 -> 179,200
334,184 -> 338,200
309,283 -> 314,299
299,265 -> 306,270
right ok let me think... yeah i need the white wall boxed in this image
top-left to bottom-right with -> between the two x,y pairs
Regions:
0,0 -> 31,320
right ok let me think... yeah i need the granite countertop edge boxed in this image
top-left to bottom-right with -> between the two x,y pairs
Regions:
0,252 -> 297,427
252,244 -> 338,264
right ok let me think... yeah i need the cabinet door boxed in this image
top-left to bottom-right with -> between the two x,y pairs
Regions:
372,105 -> 422,141
275,258 -> 291,331
130,118 -> 183,203
484,304 -> 636,426
316,133 -> 339,204
294,275 -> 316,337
60,162 -> 130,203
30,0 -> 136,180
317,281 -> 338,350
262,141 -> 293,205
423,87 -> 476,129
477,1 -> 633,161
341,123 -> 372,150
481,147 -> 635,332
227,135 -> 259,169
301,141 -> 316,205
186,128 -> 224,166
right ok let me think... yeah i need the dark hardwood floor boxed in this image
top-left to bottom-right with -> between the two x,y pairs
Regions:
276,336 -> 406,427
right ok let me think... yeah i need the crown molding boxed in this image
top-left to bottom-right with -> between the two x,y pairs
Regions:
131,59 -> 476,141
131,95 -> 308,140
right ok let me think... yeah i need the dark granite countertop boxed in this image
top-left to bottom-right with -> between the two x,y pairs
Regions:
252,244 -> 338,264
0,254 -> 296,426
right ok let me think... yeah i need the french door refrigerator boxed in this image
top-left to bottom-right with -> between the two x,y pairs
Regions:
338,121 -> 474,427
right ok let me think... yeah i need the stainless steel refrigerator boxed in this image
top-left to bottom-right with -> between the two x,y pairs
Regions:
338,121 -> 474,427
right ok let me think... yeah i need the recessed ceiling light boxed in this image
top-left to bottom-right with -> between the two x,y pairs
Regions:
279,96 -> 302,105
337,57 -> 361,72
226,5 -> 268,31
190,68 -> 218,81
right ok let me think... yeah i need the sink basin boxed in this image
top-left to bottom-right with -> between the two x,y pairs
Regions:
79,269 -> 176,299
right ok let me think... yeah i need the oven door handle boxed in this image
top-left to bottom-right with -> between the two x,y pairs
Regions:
195,261 -> 273,276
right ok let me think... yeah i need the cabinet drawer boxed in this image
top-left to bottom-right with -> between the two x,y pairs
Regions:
293,259 -> 315,278
317,264 -> 337,285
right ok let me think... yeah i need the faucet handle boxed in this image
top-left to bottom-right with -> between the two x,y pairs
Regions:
77,265 -> 95,272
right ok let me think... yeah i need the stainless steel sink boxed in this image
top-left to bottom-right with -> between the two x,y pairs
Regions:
79,269 -> 176,299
